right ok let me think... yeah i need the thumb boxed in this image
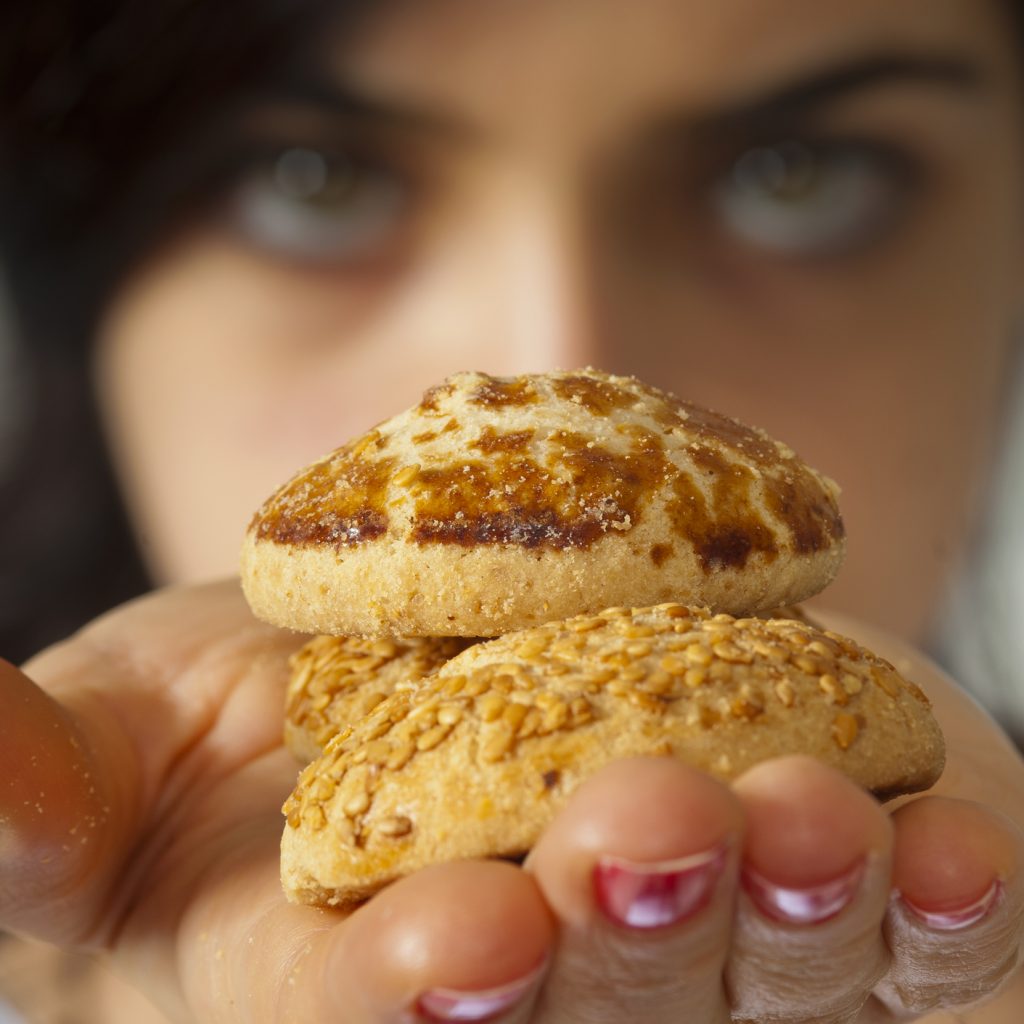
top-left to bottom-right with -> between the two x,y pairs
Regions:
0,657 -> 132,943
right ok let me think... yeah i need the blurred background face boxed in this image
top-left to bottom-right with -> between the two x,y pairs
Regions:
94,0 -> 1024,639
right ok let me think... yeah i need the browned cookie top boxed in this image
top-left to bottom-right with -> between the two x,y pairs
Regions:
242,370 -> 845,636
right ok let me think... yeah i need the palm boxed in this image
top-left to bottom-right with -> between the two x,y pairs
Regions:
6,583 -> 335,1018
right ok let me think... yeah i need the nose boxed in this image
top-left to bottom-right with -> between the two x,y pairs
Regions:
463,177 -> 615,377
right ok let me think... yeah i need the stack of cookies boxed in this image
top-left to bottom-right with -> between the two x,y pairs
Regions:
240,369 -> 945,906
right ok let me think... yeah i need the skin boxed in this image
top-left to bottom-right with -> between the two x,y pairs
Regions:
1,585 -> 1023,1024
4,0 -> 1024,1021
95,0 -> 1023,641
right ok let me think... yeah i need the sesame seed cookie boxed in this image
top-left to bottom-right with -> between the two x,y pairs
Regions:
241,370 -> 845,637
284,634 -> 478,763
280,604 -> 944,906
283,607 -> 814,761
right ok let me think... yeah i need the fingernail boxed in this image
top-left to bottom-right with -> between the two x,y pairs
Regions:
742,858 -> 866,925
594,843 -> 729,930
416,960 -> 546,1021
899,878 -> 1004,931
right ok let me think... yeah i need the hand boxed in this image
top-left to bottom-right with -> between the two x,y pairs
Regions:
1,581 -> 1021,1023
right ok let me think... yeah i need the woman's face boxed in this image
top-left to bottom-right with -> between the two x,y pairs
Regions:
95,0 -> 1024,640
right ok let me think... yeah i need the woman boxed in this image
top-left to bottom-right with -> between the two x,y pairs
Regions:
1,0 -> 1023,1021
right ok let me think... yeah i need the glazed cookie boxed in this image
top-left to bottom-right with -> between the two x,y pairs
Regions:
280,604 -> 944,906
242,370 -> 845,637
285,634 -> 477,762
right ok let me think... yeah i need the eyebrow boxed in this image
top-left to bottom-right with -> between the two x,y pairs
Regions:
692,52 -> 986,135
250,51 -> 986,143
249,71 -> 471,139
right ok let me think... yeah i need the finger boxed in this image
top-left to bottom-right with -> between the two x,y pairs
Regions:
526,757 -> 743,1024
1,581 -> 296,945
0,657 -> 129,942
172,798 -> 554,1024
871,796 -> 1024,1018
727,756 -> 893,1024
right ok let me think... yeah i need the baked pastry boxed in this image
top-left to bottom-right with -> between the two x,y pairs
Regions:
241,370 -> 845,638
280,604 -> 945,906
283,608 -> 815,762
285,634 -> 477,762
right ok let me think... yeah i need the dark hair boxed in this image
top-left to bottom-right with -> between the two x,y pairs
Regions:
0,0 -> 364,662
1,0 -> 1022,664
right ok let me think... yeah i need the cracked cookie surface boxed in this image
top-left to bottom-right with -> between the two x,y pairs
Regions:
242,370 -> 845,637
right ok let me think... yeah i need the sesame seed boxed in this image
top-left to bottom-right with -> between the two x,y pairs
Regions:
659,655 -> 688,675
685,643 -> 713,667
807,639 -> 839,658
832,712 -> 859,750
311,777 -> 336,802
629,691 -> 667,713
569,697 -> 593,724
481,731 -> 515,762
360,691 -> 387,714
376,815 -> 413,838
730,696 -> 763,721
774,680 -> 796,707
872,668 -> 901,699
541,700 -> 569,732
443,675 -> 467,696
622,625 -> 656,639
712,641 -> 752,664
364,740 -> 391,765
662,604 -> 692,620
645,670 -> 674,695
310,692 -> 332,712
502,702 -> 529,730
478,693 -> 506,721
416,725 -> 450,751
793,654 -> 824,675
464,677 -> 489,698
684,667 -> 707,689
516,636 -> 549,659
364,717 -> 393,742
386,743 -> 415,771
393,463 -> 420,487
304,805 -> 328,832
343,792 -> 371,818
518,707 -> 542,738
570,617 -> 605,632
437,705 -> 463,727
819,674 -> 847,706
841,673 -> 864,696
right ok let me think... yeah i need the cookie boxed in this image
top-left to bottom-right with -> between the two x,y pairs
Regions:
241,370 -> 845,637
280,604 -> 944,906
283,608 -> 815,761
285,634 -> 477,762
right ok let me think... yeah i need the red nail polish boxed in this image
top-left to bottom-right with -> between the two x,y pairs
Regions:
416,961 -> 546,1022
594,843 -> 728,930
899,879 -> 1003,931
742,858 -> 866,925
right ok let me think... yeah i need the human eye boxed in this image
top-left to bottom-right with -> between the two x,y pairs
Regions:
223,144 -> 411,264
712,138 -> 920,258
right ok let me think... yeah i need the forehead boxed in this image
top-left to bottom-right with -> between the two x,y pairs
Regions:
332,0 -> 1019,122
